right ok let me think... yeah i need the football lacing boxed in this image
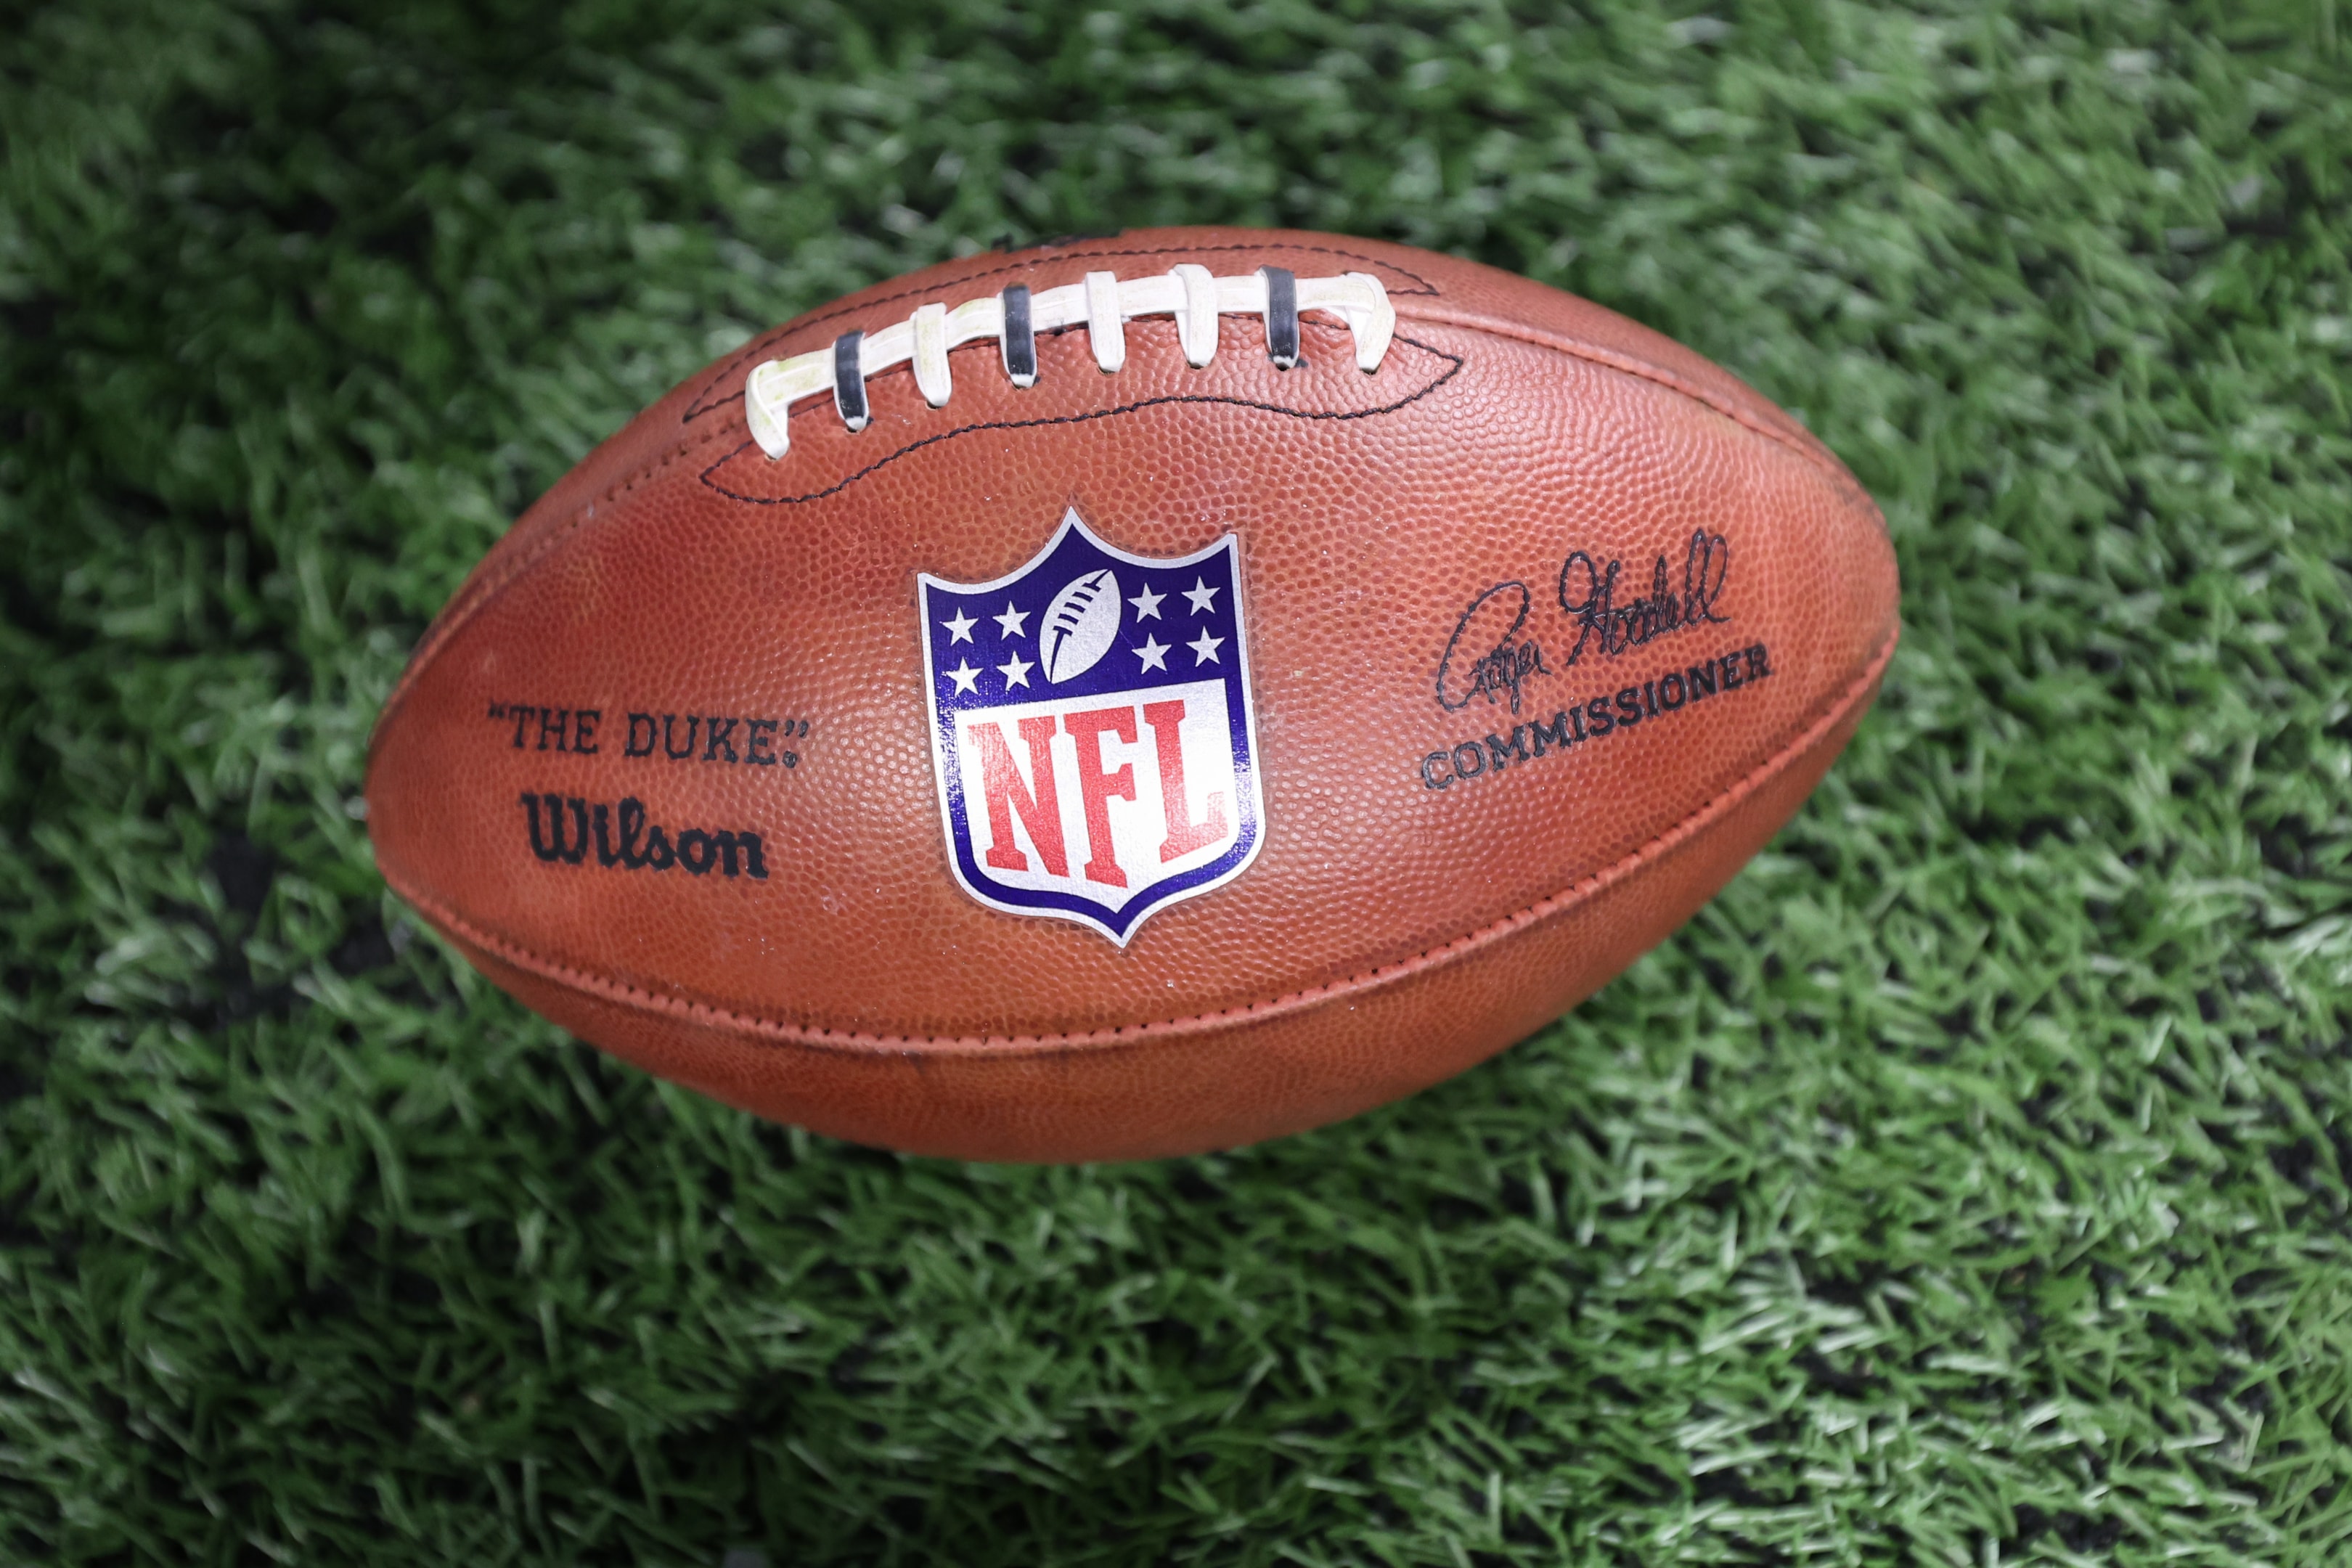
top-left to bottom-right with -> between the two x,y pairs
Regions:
744,266 -> 1397,460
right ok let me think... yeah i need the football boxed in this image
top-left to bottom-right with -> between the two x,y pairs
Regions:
1037,567 -> 1122,684
365,226 -> 1900,1162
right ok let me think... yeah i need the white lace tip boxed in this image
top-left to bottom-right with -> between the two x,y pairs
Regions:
1084,271 -> 1126,373
746,359 -> 801,459
1169,264 -> 1219,367
748,391 -> 789,460
1295,272 -> 1395,374
1346,271 -> 1396,372
911,301 -> 952,408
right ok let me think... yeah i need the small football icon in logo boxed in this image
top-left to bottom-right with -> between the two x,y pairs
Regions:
1040,568 -> 1122,683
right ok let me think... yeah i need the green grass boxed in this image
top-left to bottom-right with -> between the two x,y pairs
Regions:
4,0 -> 2350,1562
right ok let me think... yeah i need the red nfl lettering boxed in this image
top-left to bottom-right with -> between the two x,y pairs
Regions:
968,701 -> 1229,889
969,714 -> 1067,876
1064,705 -> 1139,888
1144,698 -> 1227,862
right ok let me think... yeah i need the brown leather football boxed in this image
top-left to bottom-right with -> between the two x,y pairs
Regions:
365,226 -> 1899,1162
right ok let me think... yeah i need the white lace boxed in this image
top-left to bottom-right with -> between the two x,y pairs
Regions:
744,266 -> 1397,460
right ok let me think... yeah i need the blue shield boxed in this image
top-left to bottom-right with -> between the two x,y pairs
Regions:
918,508 -> 1265,945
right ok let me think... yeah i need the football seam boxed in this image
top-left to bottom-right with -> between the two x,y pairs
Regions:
682,240 -> 1442,420
383,623 -> 1897,1058
1392,301 -> 1871,500
698,331 -> 1465,507
369,421 -> 746,751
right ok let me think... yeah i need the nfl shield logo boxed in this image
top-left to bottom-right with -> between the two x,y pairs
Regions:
918,507 -> 1266,945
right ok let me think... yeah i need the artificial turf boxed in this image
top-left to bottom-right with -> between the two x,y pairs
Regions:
3,0 -> 2350,1562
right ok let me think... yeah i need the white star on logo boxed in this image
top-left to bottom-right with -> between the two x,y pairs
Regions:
1132,635 -> 1169,674
997,653 -> 1033,689
942,608 -> 977,644
993,603 -> 1029,639
945,659 -> 981,695
1128,583 -> 1165,621
1182,577 -> 1220,615
1187,629 -> 1224,666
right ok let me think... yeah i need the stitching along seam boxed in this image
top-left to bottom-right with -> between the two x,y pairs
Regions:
369,422 -> 746,748
384,625 -> 1898,1059
700,334 -> 1463,507
1400,301 -> 1870,498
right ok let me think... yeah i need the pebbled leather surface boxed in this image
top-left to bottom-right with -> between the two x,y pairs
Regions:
366,226 -> 1900,1161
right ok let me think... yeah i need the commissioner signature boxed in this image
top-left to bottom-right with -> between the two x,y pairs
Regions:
1434,529 -> 1734,713
1435,582 -> 1550,714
